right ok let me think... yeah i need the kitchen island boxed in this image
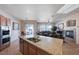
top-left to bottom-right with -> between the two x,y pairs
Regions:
19,35 -> 63,55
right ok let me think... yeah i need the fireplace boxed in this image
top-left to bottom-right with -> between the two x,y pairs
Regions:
64,29 -> 76,43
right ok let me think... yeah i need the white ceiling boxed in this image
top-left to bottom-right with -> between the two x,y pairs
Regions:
0,4 -> 79,23
53,4 -> 79,23
0,4 -> 64,22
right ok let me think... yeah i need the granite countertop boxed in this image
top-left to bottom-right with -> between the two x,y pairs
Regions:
19,35 -> 63,55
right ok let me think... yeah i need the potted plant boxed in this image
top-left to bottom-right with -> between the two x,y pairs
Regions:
51,26 -> 57,33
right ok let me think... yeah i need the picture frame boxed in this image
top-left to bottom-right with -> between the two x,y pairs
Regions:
13,22 -> 19,30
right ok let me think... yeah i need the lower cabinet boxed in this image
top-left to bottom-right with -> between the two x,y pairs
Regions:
28,43 -> 37,55
20,38 -> 51,55
23,41 -> 29,55
37,48 -> 50,55
20,38 -> 24,54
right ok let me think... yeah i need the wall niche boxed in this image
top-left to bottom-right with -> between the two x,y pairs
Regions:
67,20 -> 76,27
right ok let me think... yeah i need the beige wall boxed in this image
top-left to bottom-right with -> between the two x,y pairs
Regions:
55,11 -> 79,44
19,20 -> 25,32
11,19 -> 20,42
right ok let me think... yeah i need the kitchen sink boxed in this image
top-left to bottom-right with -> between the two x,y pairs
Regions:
27,37 -> 41,43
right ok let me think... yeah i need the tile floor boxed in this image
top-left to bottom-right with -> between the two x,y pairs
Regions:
63,41 -> 79,55
0,39 -> 21,55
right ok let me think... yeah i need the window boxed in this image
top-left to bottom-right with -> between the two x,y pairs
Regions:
38,24 -> 52,31
25,24 -> 34,38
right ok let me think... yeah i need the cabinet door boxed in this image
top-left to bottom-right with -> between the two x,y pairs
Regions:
20,38 -> 24,54
23,41 -> 29,55
37,48 -> 50,55
0,16 -> 7,26
28,43 -> 37,55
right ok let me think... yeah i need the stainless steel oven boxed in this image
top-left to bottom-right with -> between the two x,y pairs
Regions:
0,26 -> 10,50
2,30 -> 10,36
2,37 -> 10,44
2,26 -> 10,35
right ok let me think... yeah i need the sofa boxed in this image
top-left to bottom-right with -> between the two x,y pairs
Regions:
37,31 -> 64,39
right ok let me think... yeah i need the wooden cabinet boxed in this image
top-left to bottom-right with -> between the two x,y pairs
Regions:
37,48 -> 50,55
0,15 -> 11,26
20,38 -> 29,55
28,43 -> 37,55
19,38 -> 51,55
23,41 -> 29,55
20,38 -> 24,54
0,15 -> 7,26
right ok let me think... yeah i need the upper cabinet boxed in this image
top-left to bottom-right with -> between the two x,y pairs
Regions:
0,15 -> 7,26
0,15 -> 11,26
